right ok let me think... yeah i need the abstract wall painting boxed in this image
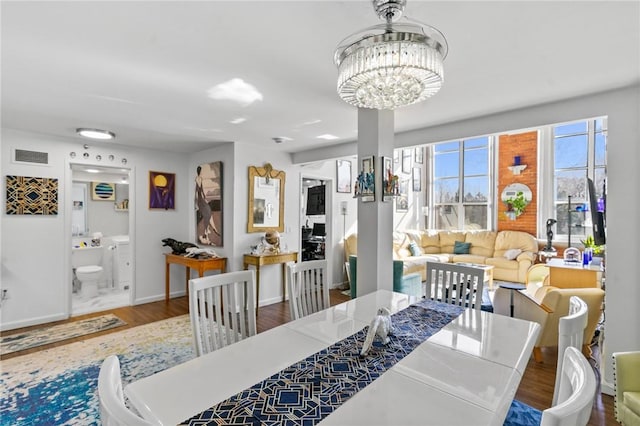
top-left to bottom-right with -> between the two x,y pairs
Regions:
91,182 -> 115,201
195,161 -> 223,246
149,171 -> 175,210
6,175 -> 58,215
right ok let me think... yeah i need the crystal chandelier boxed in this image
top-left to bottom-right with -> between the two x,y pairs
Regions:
334,0 -> 448,110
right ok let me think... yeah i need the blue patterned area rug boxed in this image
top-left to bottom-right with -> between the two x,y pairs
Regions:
0,315 -> 194,425
1,314 -> 126,356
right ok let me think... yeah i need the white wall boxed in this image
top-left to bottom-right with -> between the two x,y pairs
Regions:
0,128 -> 192,330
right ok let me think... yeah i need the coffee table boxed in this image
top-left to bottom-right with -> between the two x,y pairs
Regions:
454,262 -> 495,290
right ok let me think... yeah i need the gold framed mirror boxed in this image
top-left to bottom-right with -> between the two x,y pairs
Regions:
247,163 -> 285,233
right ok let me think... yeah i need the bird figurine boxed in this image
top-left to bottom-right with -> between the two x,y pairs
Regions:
360,307 -> 393,357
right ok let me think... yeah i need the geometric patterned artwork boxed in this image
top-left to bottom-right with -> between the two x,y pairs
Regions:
91,182 -> 115,201
179,299 -> 464,425
6,175 -> 59,215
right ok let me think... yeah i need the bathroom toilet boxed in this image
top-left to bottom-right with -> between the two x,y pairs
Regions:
76,265 -> 103,299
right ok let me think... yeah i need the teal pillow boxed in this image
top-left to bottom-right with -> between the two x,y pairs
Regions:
453,241 -> 471,254
409,241 -> 423,256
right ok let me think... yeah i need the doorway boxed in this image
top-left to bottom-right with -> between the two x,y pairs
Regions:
69,164 -> 133,315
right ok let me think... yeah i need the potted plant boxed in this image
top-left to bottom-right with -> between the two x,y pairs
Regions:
505,191 -> 527,219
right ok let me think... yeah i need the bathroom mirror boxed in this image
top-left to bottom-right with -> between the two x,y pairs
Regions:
247,163 -> 285,233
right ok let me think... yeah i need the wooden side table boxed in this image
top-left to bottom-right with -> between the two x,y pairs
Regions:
547,258 -> 602,288
164,253 -> 227,302
243,252 -> 298,313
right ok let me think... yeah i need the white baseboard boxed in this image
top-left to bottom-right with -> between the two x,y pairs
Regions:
0,312 -> 67,331
134,291 -> 186,305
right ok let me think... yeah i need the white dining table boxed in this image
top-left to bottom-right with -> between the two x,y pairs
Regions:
125,290 -> 540,425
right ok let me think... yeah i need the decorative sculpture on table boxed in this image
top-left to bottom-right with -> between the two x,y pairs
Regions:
262,230 -> 281,254
184,247 -> 220,259
360,308 -> 393,356
161,238 -> 197,255
544,218 -> 558,252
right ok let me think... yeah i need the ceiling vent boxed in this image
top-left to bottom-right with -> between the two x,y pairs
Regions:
13,148 -> 49,166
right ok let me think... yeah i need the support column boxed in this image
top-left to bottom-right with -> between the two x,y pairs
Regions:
356,108 -> 395,296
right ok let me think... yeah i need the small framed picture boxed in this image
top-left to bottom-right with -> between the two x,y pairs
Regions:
149,171 -> 175,210
402,148 -> 412,174
396,179 -> 409,212
356,155 -> 375,202
336,160 -> 352,193
412,167 -> 422,192
381,156 -> 397,202
91,182 -> 115,201
415,147 -> 423,164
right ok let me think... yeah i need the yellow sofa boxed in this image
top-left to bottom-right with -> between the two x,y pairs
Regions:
344,229 -> 538,283
493,282 -> 605,362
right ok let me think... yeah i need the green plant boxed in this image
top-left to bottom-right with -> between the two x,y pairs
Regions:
505,191 -> 527,217
581,235 -> 605,255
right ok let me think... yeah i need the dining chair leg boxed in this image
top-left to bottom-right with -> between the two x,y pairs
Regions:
533,347 -> 543,363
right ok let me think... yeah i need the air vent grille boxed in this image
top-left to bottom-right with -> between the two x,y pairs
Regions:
14,149 -> 49,165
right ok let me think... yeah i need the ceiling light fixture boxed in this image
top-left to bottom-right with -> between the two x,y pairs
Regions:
334,0 -> 448,110
76,128 -> 115,140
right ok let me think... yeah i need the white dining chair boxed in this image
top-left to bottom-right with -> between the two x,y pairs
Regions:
541,346 -> 597,425
98,355 -> 156,426
424,262 -> 485,310
504,346 -> 597,426
189,270 -> 257,356
553,296 -> 588,405
286,259 -> 330,320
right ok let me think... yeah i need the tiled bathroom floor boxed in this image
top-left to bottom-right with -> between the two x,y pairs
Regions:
72,288 -> 130,316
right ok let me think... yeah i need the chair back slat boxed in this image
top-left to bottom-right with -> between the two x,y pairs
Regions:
552,296 -> 589,405
189,270 -> 257,357
287,260 -> 329,320
425,262 -> 485,310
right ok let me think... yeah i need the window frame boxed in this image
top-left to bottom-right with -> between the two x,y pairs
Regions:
427,137 -> 493,231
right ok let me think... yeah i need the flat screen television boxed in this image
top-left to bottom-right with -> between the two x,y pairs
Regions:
587,177 -> 606,246
306,185 -> 325,215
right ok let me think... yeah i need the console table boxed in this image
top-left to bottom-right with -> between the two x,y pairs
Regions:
243,252 -> 298,312
164,253 -> 227,302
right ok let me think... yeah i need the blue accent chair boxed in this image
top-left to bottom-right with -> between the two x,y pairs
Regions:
348,255 -> 422,299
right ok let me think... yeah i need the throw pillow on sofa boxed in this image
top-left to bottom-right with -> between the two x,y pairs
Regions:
409,241 -> 423,256
503,248 -> 522,260
453,241 -> 471,254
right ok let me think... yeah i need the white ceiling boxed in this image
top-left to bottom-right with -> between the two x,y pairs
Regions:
2,1 -> 639,155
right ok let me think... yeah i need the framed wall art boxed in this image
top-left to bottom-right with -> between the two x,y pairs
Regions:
355,155 -> 375,202
196,162 -> 224,245
381,156 -> 398,202
6,175 -> 58,215
402,148 -> 412,174
91,182 -> 115,201
415,146 -> 424,164
336,159 -> 352,193
396,179 -> 409,212
149,171 -> 175,210
412,167 -> 422,192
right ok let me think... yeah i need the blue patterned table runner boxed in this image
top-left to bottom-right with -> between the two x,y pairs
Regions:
179,299 -> 464,426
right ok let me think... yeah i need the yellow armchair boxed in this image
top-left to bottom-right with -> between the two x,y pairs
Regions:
493,284 -> 604,362
613,351 -> 640,425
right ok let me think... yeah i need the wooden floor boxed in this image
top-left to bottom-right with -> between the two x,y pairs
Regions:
1,290 -> 616,425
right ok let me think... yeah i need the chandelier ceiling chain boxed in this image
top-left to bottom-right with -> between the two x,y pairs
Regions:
334,0 -> 448,110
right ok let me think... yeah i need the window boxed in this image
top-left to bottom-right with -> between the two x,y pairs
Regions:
552,118 -> 607,241
429,137 -> 491,230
